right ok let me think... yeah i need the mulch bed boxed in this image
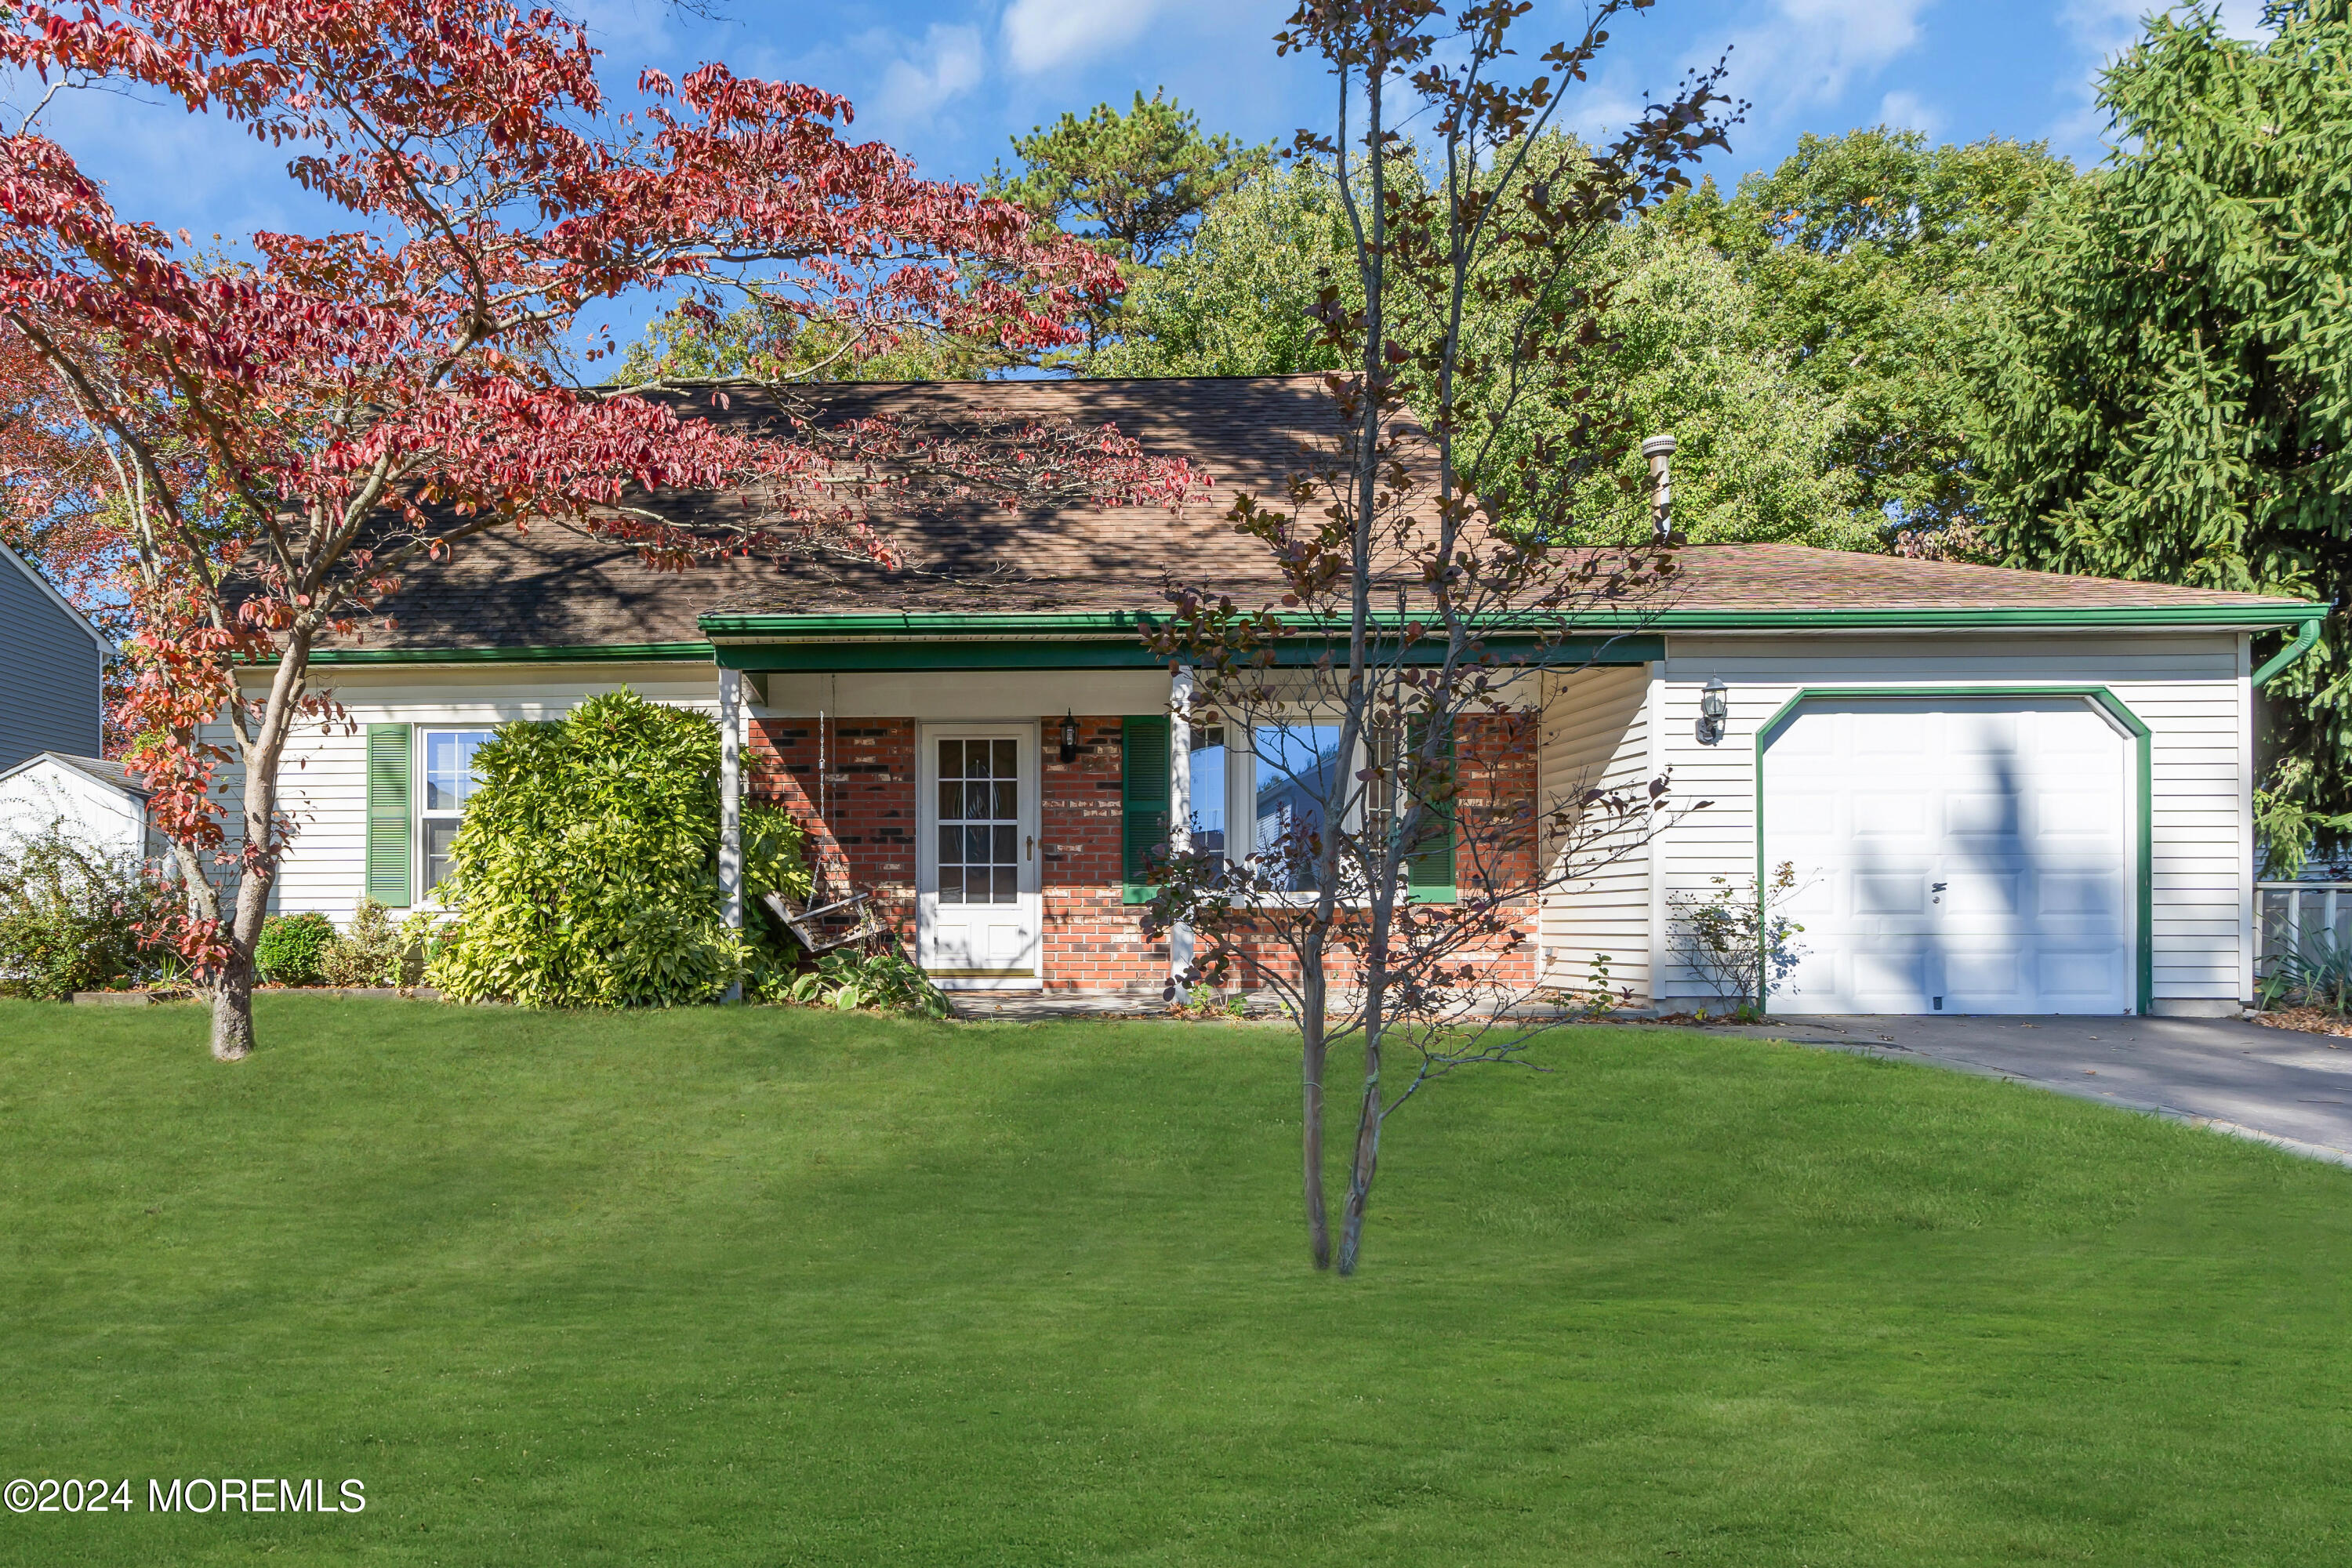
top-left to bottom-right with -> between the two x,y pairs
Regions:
2253,1006 -> 2352,1037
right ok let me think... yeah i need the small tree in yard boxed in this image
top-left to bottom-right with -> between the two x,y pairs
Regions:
1141,0 -> 1737,1274
0,0 -> 1196,1060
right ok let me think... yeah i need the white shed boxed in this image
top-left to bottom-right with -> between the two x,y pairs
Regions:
0,752 -> 155,863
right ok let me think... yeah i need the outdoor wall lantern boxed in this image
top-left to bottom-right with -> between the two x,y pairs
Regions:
1697,678 -> 1729,746
1059,711 -> 1080,763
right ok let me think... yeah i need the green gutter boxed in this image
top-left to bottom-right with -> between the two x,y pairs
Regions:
2252,613 -> 2326,689
307,641 -> 713,666
699,602 -> 2323,642
285,600 -> 2325,670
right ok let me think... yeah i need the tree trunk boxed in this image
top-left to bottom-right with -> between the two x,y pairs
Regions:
209,960 -> 256,1062
1300,949 -> 1332,1269
1336,1026 -> 1385,1276
203,627 -> 307,1062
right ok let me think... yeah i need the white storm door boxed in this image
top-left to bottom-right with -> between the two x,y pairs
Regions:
916,724 -> 1042,989
1762,697 -> 2132,1015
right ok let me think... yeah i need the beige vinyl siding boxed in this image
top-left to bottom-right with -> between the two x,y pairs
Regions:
1648,633 -> 2252,1011
1537,665 -> 1653,1004
214,662 -> 718,925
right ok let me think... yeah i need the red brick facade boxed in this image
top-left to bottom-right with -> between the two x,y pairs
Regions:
746,708 -> 1539,993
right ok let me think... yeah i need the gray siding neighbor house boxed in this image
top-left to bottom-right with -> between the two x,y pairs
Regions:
0,539 -> 110,773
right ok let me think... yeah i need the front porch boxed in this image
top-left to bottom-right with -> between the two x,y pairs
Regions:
705,633 -> 1653,1001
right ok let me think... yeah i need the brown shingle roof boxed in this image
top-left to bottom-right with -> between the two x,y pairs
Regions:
336,375 -> 2309,653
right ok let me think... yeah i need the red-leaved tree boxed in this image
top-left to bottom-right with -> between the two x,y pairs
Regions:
0,0 -> 1194,1059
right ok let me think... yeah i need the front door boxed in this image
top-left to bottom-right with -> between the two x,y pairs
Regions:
916,724 -> 1042,989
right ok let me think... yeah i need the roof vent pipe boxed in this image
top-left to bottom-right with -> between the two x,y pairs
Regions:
1643,434 -> 1676,544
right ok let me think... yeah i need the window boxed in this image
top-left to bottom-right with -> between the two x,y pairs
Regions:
936,737 -> 1021,906
1187,724 -> 1228,859
419,728 -> 493,897
1186,720 -> 1351,895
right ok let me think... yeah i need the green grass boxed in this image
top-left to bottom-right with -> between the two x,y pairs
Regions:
2,999 -> 2350,1566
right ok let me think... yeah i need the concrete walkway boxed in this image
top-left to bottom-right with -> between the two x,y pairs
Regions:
1730,1013 -> 2352,1167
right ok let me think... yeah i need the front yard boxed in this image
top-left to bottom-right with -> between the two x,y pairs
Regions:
2,997 -> 2348,1565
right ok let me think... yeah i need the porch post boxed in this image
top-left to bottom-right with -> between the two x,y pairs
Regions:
718,664 -> 745,1002
1169,665 -> 1195,983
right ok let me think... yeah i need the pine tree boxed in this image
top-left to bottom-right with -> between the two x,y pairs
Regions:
1976,2 -> 2352,857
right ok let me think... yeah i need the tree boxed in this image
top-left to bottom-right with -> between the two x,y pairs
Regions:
0,0 -> 1192,1061
1091,158 -> 1352,379
0,332 -> 125,625
1142,0 -> 1734,1275
1667,127 -> 2074,544
993,89 -> 1269,267
989,90 -> 1269,366
1971,0 -> 2352,860
1101,147 -> 1867,547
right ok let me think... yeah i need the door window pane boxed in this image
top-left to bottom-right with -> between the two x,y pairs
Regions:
936,736 -> 1023,906
1252,723 -> 1344,892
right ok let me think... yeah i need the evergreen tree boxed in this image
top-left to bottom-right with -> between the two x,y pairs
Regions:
988,90 -> 1269,366
1974,1 -> 2352,856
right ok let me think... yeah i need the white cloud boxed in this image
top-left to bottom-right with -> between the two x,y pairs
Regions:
873,24 -> 987,125
1001,0 -> 1166,75
1875,88 -> 1940,137
1718,0 -> 1933,124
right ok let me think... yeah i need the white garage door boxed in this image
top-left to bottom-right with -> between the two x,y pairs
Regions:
1760,697 -> 2134,1014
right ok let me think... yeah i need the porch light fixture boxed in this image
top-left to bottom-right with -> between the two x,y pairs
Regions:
1059,711 -> 1080,763
1697,678 -> 1729,746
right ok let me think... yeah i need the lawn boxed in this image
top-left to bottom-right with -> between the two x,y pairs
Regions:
2,999 -> 2349,1566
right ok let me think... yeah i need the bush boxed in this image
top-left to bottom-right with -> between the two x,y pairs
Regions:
0,824 -> 180,1000
321,899 -> 440,989
426,690 -> 811,1007
762,946 -> 949,1018
1666,861 -> 1809,1014
254,911 -> 336,987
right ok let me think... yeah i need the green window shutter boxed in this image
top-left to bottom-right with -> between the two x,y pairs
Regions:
1121,715 -> 1171,906
1406,718 -> 1457,905
365,724 -> 413,909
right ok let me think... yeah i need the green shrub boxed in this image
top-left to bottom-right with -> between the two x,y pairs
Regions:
763,946 -> 950,1018
0,825 -> 180,1000
255,911 -> 336,987
426,690 -> 811,1007
321,899 -> 441,989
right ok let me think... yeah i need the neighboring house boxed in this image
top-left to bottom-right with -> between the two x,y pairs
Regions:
225,376 -> 2322,1018
0,539 -> 111,775
0,751 -> 157,862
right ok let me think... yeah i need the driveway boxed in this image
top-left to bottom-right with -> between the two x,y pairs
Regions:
1733,1014 -> 2352,1167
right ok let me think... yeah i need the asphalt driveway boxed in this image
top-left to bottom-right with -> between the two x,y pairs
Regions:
1737,1013 -> 2352,1167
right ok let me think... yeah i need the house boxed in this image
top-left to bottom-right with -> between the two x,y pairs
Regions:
0,539 -> 136,859
0,538 -> 111,775
230,376 -> 2322,1018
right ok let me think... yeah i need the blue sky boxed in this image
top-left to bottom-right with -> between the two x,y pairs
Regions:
8,0 -> 2271,341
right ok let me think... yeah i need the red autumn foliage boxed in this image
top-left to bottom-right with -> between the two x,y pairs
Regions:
0,0 -> 1199,1058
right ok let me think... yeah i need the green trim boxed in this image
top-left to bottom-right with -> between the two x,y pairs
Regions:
313,639 -> 715,667
2252,615 -> 2325,689
1404,717 -> 1457,905
1638,604 -> 2320,633
1752,686 -> 2154,1018
364,724 -> 413,909
702,602 -> 2322,643
1121,716 -> 1171,905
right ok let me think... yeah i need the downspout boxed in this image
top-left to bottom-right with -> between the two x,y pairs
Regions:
2252,612 -> 2325,690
